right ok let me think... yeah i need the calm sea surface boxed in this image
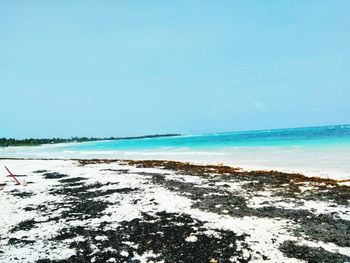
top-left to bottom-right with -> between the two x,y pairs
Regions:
2,125 -> 350,178
61,124 -> 350,151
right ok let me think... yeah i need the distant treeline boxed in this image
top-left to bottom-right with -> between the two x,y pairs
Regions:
0,134 -> 180,147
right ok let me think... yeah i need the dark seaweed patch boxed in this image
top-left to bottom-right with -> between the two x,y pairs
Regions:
43,172 -> 68,179
100,168 -> 130,174
23,206 -> 36,212
50,183 -> 137,199
10,174 -> 27,177
9,189 -> 35,198
301,185 -> 350,205
280,240 -> 350,263
60,199 -> 111,220
3,159 -> 349,263
50,183 -> 104,197
79,159 -> 350,205
33,170 -> 48,174
145,170 -> 350,250
48,181 -> 139,221
117,211 -> 251,263
58,177 -> 87,183
10,220 -> 37,233
8,238 -> 35,245
294,213 -> 350,247
42,211 -> 251,263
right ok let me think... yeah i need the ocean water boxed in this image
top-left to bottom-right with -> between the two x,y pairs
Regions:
62,124 -> 350,151
1,125 -> 350,178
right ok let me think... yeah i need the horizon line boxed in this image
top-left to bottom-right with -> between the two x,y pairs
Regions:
2,123 -> 349,141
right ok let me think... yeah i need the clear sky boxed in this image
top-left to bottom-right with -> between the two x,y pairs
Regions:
1,1 -> 349,138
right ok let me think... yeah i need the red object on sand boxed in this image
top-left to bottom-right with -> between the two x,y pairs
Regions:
4,166 -> 21,185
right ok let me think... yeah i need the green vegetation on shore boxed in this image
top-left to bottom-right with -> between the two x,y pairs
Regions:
0,134 -> 180,147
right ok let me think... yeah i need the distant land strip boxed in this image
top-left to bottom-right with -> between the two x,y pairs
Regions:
0,134 -> 181,147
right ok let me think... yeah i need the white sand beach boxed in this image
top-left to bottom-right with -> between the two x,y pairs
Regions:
0,159 -> 349,262
2,0 -> 349,262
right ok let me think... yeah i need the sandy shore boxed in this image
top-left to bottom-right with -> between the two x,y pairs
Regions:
2,145 -> 350,180
0,158 -> 350,262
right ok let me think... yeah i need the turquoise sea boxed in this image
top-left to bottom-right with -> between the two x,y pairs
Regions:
2,125 -> 350,178
63,124 -> 350,152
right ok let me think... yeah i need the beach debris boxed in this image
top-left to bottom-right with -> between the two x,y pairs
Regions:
209,258 -> 218,263
4,166 -> 24,186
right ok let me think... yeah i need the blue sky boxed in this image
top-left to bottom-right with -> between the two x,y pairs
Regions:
1,1 -> 349,138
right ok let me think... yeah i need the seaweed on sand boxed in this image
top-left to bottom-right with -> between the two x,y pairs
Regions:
280,240 -> 350,263
43,172 -> 68,179
146,171 -> 350,249
40,211 -> 251,263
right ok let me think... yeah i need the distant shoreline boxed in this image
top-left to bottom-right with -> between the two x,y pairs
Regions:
0,134 -> 181,147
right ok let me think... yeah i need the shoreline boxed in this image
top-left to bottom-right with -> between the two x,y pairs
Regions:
1,156 -> 350,184
0,134 -> 181,147
2,142 -> 350,181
